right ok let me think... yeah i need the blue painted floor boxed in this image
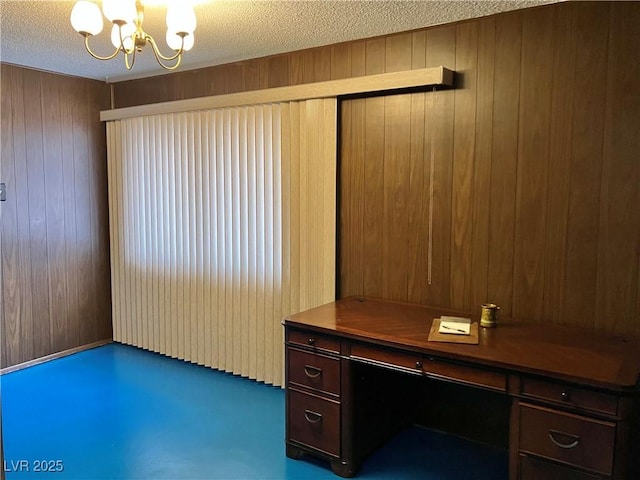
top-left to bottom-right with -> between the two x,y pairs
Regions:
2,344 -> 507,479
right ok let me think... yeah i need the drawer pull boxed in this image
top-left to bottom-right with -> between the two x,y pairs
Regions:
304,409 -> 323,423
415,361 -> 423,370
308,338 -> 315,346
303,365 -> 322,378
548,429 -> 580,449
560,391 -> 570,402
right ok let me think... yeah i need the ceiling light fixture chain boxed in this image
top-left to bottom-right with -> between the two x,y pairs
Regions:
70,0 -> 196,71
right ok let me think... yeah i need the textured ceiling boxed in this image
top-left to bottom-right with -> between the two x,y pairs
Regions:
0,0 -> 560,83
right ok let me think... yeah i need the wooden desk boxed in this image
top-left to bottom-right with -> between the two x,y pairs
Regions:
283,297 -> 640,479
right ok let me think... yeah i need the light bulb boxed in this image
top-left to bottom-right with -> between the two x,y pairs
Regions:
166,31 -> 194,52
111,23 -> 136,52
70,1 -> 103,36
102,0 -> 136,24
166,3 -> 196,34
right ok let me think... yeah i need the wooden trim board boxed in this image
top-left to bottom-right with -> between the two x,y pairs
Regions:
0,339 -> 112,375
100,66 -> 454,121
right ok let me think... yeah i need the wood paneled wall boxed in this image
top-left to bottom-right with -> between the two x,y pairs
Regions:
1,64 -> 113,369
341,2 -> 640,336
112,2 -> 640,336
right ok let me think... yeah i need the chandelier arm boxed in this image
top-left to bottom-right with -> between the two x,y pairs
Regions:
124,48 -> 137,71
145,36 -> 183,70
151,48 -> 183,70
83,34 -> 122,61
117,24 -> 136,56
145,34 -> 184,62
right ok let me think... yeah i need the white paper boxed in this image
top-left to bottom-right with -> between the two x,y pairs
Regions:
438,316 -> 471,335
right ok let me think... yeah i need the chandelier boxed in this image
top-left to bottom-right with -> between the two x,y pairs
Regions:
70,0 -> 196,71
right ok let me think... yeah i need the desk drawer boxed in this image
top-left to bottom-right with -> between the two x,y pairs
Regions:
519,403 -> 615,476
350,344 -> 506,391
288,348 -> 340,395
288,389 -> 340,457
519,454 -> 605,480
351,344 -> 423,373
288,330 -> 340,354
422,356 -> 506,391
521,378 -> 617,416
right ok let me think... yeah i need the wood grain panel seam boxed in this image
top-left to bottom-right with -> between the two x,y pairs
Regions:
592,5 -> 613,331
509,15 -> 524,318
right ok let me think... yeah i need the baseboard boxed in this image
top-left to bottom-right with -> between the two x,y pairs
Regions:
0,339 -> 113,375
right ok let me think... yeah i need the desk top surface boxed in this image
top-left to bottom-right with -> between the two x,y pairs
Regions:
284,297 -> 640,391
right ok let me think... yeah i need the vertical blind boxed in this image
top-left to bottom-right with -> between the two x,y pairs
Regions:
106,99 -> 336,386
